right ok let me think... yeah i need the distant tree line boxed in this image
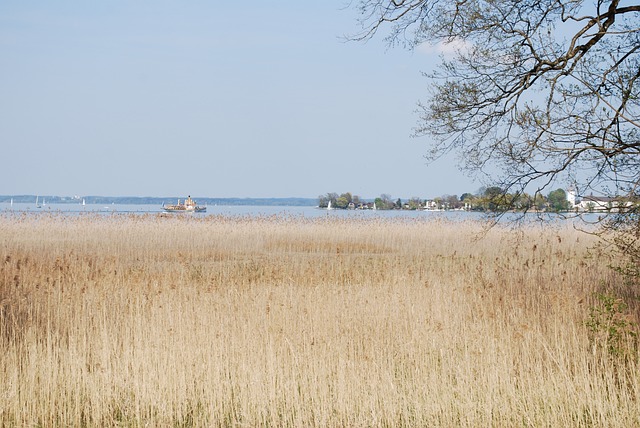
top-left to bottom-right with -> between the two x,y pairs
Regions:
319,188 -> 572,212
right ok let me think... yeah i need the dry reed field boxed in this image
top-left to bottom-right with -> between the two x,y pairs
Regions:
1,212 -> 639,427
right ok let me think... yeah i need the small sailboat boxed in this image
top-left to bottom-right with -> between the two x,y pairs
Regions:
82,198 -> 86,206
327,200 -> 333,210
36,196 -> 42,208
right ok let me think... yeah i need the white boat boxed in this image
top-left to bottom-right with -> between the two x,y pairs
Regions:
327,200 -> 333,210
162,195 -> 206,212
36,196 -> 41,208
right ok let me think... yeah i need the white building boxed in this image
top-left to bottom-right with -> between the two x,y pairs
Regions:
575,195 -> 631,212
566,188 -> 576,208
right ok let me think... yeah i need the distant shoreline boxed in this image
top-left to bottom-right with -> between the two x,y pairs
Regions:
0,195 -> 318,207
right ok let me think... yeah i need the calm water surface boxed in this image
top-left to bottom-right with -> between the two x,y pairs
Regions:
1,202 -> 482,219
0,202 -> 601,224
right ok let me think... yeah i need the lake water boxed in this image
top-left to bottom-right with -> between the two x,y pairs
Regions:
1,202 -> 485,220
0,202 -> 603,225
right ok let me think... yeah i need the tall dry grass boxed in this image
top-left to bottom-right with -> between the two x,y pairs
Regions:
0,212 -> 638,427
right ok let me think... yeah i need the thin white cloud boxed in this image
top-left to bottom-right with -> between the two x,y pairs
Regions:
417,38 -> 472,56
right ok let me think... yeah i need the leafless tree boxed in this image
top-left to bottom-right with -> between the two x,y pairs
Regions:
352,0 -> 640,268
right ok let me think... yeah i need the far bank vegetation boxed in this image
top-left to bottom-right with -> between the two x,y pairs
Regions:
319,187 -> 579,212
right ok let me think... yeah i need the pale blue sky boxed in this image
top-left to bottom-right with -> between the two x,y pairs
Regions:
0,0 -> 477,199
